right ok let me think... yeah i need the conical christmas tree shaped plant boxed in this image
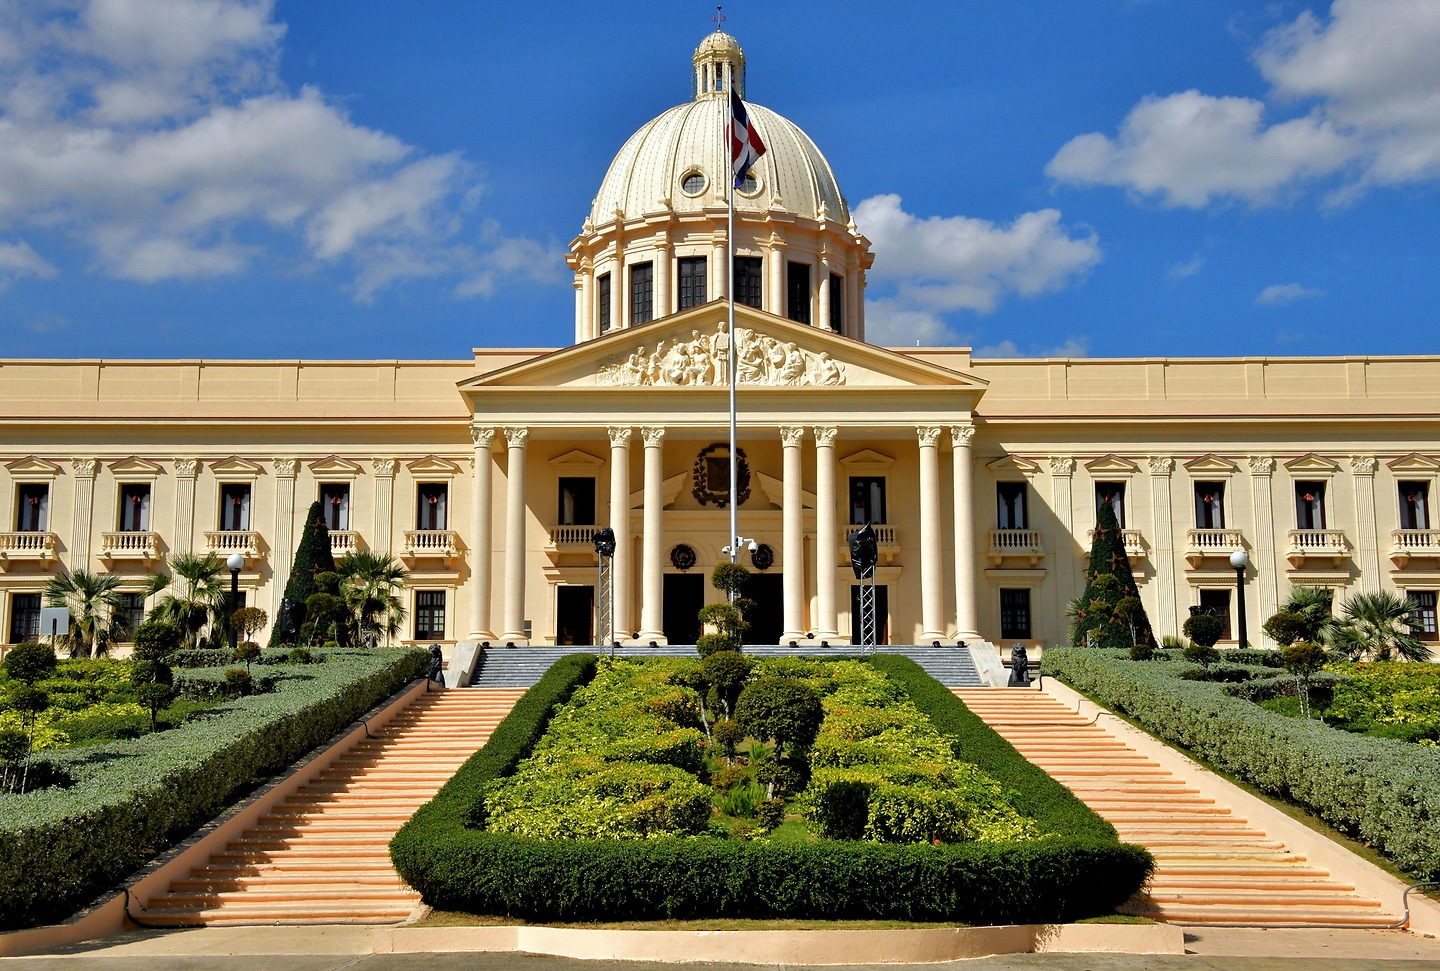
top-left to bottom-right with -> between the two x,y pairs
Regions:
1071,499 -> 1156,649
268,500 -> 335,645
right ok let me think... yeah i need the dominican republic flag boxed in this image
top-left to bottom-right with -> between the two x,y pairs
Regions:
729,89 -> 766,188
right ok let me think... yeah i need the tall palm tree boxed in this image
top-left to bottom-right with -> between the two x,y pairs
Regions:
143,552 -> 227,649
1330,591 -> 1431,662
337,551 -> 408,646
43,569 -> 128,658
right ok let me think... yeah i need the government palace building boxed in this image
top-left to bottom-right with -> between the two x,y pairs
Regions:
3,31 -> 1440,657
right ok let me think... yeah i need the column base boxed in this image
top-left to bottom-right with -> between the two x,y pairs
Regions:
955,629 -> 983,642
919,630 -> 947,644
466,630 -> 496,643
497,633 -> 530,646
634,631 -> 668,645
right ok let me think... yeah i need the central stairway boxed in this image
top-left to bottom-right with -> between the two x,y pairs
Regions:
139,687 -> 524,926
953,687 -> 1400,927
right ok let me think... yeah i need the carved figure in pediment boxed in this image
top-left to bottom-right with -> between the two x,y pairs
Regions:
778,342 -> 806,385
736,328 -> 766,383
816,352 -> 843,386
597,321 -> 847,387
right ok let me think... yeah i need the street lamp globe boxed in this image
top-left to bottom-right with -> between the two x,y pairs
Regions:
226,553 -> 246,572
1229,549 -> 1250,570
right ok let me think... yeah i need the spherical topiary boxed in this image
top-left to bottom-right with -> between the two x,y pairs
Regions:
224,668 -> 254,696
734,677 -> 823,756
1182,643 -> 1221,668
1262,610 -> 1310,647
234,643 -> 261,669
132,620 -> 182,662
711,719 -> 743,761
756,798 -> 786,831
2,643 -> 57,684
1280,640 -> 1328,677
695,633 -> 734,658
1182,613 -> 1226,648
701,650 -> 753,715
1128,643 -> 1155,661
287,647 -> 315,664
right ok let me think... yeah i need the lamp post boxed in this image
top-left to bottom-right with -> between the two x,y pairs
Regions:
593,527 -> 616,655
226,552 -> 245,651
1229,548 -> 1250,648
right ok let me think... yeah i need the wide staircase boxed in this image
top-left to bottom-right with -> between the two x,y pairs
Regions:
471,644 -> 983,687
139,687 -> 524,926
953,687 -> 1400,927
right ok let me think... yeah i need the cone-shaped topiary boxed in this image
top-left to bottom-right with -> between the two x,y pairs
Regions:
1072,500 -> 1156,649
268,501 -> 335,646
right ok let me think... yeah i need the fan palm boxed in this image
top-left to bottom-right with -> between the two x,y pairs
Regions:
1329,591 -> 1431,662
43,569 -> 128,658
337,551 -> 408,646
143,552 -> 227,649
1282,586 -> 1341,644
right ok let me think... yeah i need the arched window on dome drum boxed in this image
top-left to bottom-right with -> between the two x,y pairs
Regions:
733,256 -> 762,309
786,262 -> 811,325
630,263 -> 654,325
829,273 -> 844,333
597,273 -> 611,333
679,257 -> 706,309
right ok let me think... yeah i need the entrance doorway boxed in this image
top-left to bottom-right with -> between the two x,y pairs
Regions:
555,585 -> 594,645
662,573 -> 704,644
850,584 -> 890,645
747,573 -> 784,645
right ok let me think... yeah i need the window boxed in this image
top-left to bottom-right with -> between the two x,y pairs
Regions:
1198,589 -> 1232,641
8,593 -> 41,644
219,483 -> 251,531
1095,481 -> 1126,527
829,272 -> 844,332
557,477 -> 596,526
416,483 -> 448,530
118,592 -> 146,637
849,476 -> 887,524
680,172 -> 706,195
734,256 -> 762,309
1399,481 -> 1430,530
1194,481 -> 1225,529
786,261 -> 811,324
678,256 -> 707,309
1408,591 -> 1438,641
320,483 -> 351,531
15,484 -> 48,531
1000,589 -> 1032,639
629,261 -> 653,325
597,273 -> 611,333
996,482 -> 1028,529
414,591 -> 446,641
119,483 -> 151,531
1295,480 -> 1327,530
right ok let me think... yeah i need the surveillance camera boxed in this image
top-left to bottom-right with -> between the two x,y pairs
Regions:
746,539 -> 758,552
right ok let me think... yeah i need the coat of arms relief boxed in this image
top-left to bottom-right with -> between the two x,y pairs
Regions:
597,322 -> 846,387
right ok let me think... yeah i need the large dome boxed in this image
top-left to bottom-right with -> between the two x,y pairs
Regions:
587,99 -> 850,228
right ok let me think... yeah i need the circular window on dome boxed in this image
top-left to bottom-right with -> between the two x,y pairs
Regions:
736,172 -> 762,197
680,170 -> 707,196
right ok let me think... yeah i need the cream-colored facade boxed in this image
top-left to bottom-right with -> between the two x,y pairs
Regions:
3,33 -> 1440,652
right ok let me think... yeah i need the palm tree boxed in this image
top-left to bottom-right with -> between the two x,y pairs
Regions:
1330,591 -> 1431,662
143,552 -> 227,649
43,569 -> 128,658
337,551 -> 408,646
1283,586 -> 1342,644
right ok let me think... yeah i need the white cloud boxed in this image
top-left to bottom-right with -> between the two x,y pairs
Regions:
855,194 -> 1101,345
0,239 -> 58,288
1049,0 -> 1440,206
1256,282 -> 1324,305
975,337 -> 1091,358
0,0 -> 551,297
1166,253 -> 1205,279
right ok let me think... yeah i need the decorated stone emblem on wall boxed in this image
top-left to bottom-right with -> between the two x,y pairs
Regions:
692,444 -> 751,508
750,543 -> 774,571
670,544 -> 697,571
598,322 -> 846,387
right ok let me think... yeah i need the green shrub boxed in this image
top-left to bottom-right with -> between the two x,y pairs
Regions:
715,779 -> 764,818
288,647 -> 316,664
712,718 -> 742,761
234,643 -> 261,669
0,647 -> 428,930
1262,610 -> 1311,647
701,650 -> 752,716
224,668 -> 254,697
1128,643 -> 1154,661
734,677 -> 823,757
132,621 -> 181,662
1182,614 -> 1225,648
756,798 -> 785,831
1225,649 -> 1286,668
810,779 -> 871,839
1183,644 -> 1221,668
3,644 -> 57,684
709,764 -> 749,790
1178,664 -> 1256,683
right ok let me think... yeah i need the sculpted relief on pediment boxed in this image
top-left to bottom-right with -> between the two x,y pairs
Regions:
597,322 -> 845,388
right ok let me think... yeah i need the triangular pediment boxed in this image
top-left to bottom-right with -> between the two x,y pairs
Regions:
839,449 -> 895,474
548,449 -> 605,471
987,455 -> 1041,476
1285,453 -> 1340,474
1388,453 -> 1440,473
458,302 -> 987,394
109,456 -> 165,477
1085,454 -> 1139,475
1184,454 -> 1239,474
309,455 -> 364,477
210,456 -> 265,477
408,455 -> 462,477
5,456 -> 62,478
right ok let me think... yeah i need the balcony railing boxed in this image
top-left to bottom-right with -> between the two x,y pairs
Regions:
0,531 -> 60,570
1087,527 -> 1146,558
1285,528 -> 1349,568
204,530 -> 260,560
329,530 -> 361,556
847,523 -> 896,546
100,530 -> 161,561
1184,528 -> 1247,567
1389,528 -> 1440,566
550,525 -> 598,547
403,529 -> 459,561
986,529 -> 1044,565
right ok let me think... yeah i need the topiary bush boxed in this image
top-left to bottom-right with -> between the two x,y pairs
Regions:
3,643 -> 58,685
1182,614 -> 1225,648
734,677 -> 823,758
1182,643 -> 1222,668
132,620 -> 181,662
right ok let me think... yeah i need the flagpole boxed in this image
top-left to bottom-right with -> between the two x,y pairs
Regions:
727,92 -> 739,569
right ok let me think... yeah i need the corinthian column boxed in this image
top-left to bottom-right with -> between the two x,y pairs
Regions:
638,427 -> 666,641
917,426 -> 945,642
468,426 -> 496,639
813,427 -> 839,639
951,425 -> 979,639
608,427 -> 633,638
500,427 -> 529,643
781,426 -> 806,640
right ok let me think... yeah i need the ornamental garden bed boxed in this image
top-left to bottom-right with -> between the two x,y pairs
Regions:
1042,647 -> 1440,883
391,653 -> 1151,923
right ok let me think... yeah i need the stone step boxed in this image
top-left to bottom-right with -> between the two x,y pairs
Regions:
1129,904 -> 1400,927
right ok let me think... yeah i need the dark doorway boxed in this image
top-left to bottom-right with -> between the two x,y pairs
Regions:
747,573 -> 784,645
850,584 -> 890,645
662,574 -> 704,644
556,585 -> 594,646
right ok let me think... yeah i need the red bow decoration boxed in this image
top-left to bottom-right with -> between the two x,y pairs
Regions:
1302,493 -> 1315,502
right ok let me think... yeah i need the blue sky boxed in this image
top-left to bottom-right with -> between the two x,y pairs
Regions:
2,0 -> 1438,360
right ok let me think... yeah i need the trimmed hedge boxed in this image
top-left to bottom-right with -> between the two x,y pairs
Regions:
391,654 -> 1151,923
0,648 -> 428,930
1043,648 -> 1440,881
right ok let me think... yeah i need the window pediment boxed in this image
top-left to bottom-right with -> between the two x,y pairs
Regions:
1184,454 -> 1239,475
839,449 -> 895,476
548,449 -> 605,477
408,455 -> 463,478
1388,453 -> 1440,473
1085,454 -> 1139,476
210,456 -> 265,479
1284,453 -> 1340,475
309,455 -> 364,478
987,455 -> 1041,476
109,456 -> 164,479
5,456 -> 62,480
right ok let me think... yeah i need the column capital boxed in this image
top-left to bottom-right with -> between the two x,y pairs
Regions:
1148,456 -> 1175,475
71,458 -> 97,478
369,457 -> 396,478
273,457 -> 298,477
174,458 -> 199,478
1350,455 -> 1378,475
916,425 -> 943,447
469,424 -> 496,449
1248,455 -> 1276,476
608,426 -> 634,447
640,426 -> 666,446
780,425 -> 806,446
1048,456 -> 1076,477
950,424 -> 975,447
812,426 -> 838,447
504,426 -> 530,448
